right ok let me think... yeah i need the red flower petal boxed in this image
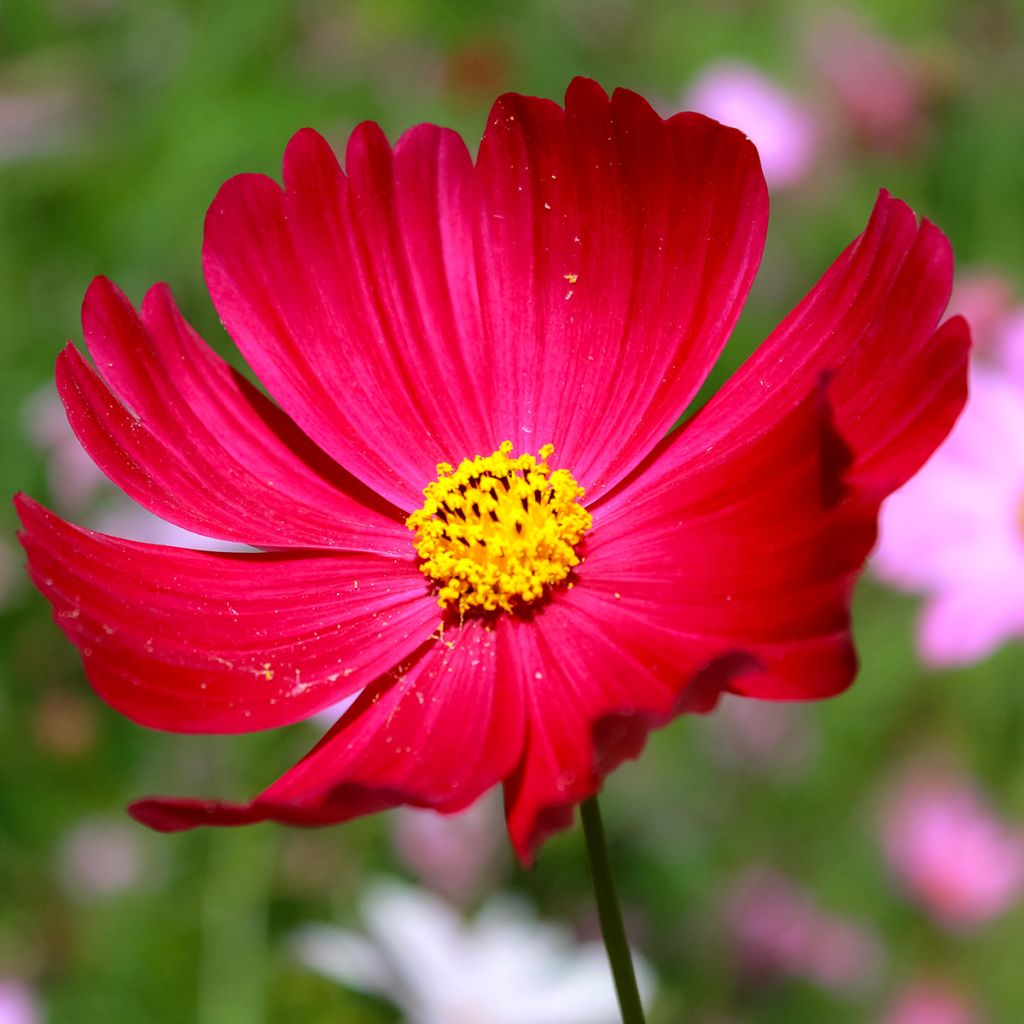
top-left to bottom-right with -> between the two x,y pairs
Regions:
588,385 -> 871,703
689,191 -> 968,494
203,78 -> 766,508
500,592 -> 686,863
474,78 -> 767,500
16,496 -> 439,732
60,277 -> 405,553
129,617 -> 524,831
203,121 -> 490,510
581,196 -> 968,709
504,387 -> 864,860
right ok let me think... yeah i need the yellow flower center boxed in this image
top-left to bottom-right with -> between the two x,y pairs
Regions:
407,441 -> 592,615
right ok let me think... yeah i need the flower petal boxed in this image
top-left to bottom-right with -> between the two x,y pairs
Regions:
685,191 -> 967,494
918,584 -> 1024,667
16,496 -> 438,732
587,385 -> 875,706
500,591 -> 714,863
577,192 -> 967,704
61,277 -> 405,553
472,78 -> 768,498
203,78 -> 767,507
501,196 -> 969,858
203,121 -> 489,510
503,387 -> 867,860
128,616 -> 525,830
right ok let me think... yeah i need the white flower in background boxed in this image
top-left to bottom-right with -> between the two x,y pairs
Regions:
293,880 -> 655,1024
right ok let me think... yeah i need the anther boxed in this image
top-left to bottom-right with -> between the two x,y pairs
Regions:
406,441 -> 592,615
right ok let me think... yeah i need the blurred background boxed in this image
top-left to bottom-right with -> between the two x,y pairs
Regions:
2,0 -> 1024,1021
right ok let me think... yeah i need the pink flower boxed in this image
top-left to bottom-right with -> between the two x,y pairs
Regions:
684,62 -> 819,189
16,79 -> 967,863
997,306 -> 1024,386
23,385 -> 107,511
883,981 -> 982,1024
723,868 -> 883,995
0,980 -> 40,1024
873,365 -> 1024,665
881,768 -> 1024,929
947,270 -> 1016,356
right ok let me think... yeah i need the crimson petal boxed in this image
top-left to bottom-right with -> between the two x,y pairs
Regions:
685,191 -> 968,494
60,277 -> 405,553
583,196 -> 968,707
16,497 -> 439,732
505,387 -> 863,859
472,78 -> 767,499
129,617 -> 524,830
203,78 -> 767,508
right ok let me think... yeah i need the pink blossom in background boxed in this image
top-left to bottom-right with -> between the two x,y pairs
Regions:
947,270 -> 1016,357
0,980 -> 39,1024
56,817 -> 147,901
723,868 -> 883,995
392,792 -> 506,906
996,306 -> 1024,385
881,769 -> 1024,929
683,62 -> 819,189
24,386 -> 107,511
806,11 -> 925,153
874,365 -> 1024,666
883,981 -> 982,1024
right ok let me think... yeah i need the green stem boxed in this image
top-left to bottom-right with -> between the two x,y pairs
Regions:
580,795 -> 647,1024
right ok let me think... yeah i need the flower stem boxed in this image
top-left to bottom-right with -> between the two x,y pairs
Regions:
580,795 -> 646,1024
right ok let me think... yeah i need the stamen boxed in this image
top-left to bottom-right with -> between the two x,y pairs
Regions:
407,441 -> 592,615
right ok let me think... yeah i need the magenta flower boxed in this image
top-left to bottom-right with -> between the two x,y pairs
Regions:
883,981 -> 982,1024
874,363 -> 1024,665
880,768 -> 1024,929
723,868 -> 883,995
16,80 -> 967,863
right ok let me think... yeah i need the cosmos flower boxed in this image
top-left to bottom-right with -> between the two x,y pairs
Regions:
723,868 -> 883,995
880,767 -> 1024,929
882,981 -> 982,1024
0,979 -> 39,1024
292,879 -> 654,1024
873,364 -> 1024,666
16,79 -> 967,862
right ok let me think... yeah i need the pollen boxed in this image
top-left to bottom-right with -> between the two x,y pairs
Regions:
407,441 -> 592,615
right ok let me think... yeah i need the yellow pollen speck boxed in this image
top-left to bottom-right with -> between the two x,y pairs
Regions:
407,441 -> 592,615
563,273 -> 578,284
